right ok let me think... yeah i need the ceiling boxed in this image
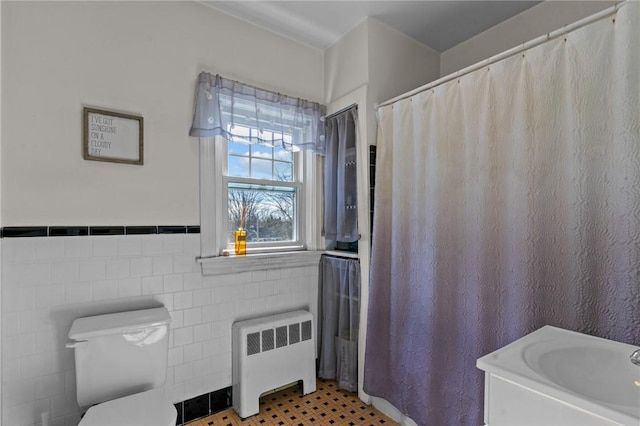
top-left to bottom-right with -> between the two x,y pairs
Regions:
201,1 -> 541,52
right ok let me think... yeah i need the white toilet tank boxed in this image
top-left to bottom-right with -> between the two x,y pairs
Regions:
67,307 -> 171,407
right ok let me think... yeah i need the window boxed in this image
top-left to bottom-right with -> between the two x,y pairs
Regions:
189,73 -> 325,259
224,125 -> 302,251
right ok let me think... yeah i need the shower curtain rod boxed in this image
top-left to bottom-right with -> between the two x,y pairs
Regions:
375,2 -> 625,110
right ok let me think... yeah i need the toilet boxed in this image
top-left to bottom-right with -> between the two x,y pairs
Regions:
67,307 -> 177,426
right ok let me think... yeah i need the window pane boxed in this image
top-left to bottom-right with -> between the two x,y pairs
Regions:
252,144 -> 273,160
251,158 -> 273,180
229,141 -> 250,156
257,130 -> 274,145
274,161 -> 293,182
229,124 -> 252,144
274,145 -> 292,162
228,155 -> 250,178
227,183 -> 296,245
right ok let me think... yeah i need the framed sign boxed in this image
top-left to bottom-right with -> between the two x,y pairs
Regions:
83,107 -> 143,165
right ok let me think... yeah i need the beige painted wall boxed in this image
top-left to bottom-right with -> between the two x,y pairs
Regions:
324,17 -> 440,147
441,1 -> 616,76
367,18 -> 440,106
324,17 -> 440,108
1,1 -> 323,226
324,19 -> 369,104
366,18 -> 440,148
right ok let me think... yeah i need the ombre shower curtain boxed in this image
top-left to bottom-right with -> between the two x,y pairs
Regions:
364,3 -> 640,425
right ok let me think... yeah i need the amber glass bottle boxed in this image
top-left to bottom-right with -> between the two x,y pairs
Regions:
234,228 -> 247,256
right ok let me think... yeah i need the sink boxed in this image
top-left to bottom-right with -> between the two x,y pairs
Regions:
524,341 -> 640,410
477,326 -> 640,425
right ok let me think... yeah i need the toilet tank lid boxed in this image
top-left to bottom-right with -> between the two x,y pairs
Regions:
68,307 -> 171,341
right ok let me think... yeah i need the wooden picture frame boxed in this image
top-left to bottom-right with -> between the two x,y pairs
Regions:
83,107 -> 143,165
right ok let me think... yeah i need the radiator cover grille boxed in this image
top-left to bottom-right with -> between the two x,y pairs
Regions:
301,320 -> 312,341
247,332 -> 261,356
276,326 -> 288,348
247,319 -> 313,356
289,323 -> 300,344
262,329 -> 274,352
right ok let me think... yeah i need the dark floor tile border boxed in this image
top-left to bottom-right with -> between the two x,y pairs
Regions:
174,402 -> 183,426
210,387 -> 232,414
175,386 -> 231,425
1,225 -> 200,238
183,392 -> 210,423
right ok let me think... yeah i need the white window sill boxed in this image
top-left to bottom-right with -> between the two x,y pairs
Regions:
197,250 -> 324,275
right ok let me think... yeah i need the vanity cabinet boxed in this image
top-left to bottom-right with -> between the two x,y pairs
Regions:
477,326 -> 639,426
483,373 -> 619,426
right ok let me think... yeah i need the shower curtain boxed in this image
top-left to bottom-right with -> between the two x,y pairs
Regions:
318,255 -> 360,392
364,3 -> 639,426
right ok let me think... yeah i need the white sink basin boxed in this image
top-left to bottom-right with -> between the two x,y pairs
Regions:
477,326 -> 640,425
524,341 -> 640,411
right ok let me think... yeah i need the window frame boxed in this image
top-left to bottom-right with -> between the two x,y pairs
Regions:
198,135 -> 320,260
222,141 -> 305,252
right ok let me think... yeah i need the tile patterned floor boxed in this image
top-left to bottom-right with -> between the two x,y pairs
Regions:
187,379 -> 398,426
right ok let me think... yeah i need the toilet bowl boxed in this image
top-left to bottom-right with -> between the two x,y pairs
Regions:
67,307 -> 177,426
79,390 -> 176,426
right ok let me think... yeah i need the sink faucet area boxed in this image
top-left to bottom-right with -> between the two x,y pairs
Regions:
477,326 -> 640,426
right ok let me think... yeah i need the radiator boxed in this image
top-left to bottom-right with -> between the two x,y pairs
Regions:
232,310 -> 316,418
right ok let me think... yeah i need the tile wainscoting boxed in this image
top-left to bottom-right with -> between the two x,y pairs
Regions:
1,232 -> 319,426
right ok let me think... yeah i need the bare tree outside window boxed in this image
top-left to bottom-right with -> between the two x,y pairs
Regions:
228,186 -> 295,244
228,188 -> 261,241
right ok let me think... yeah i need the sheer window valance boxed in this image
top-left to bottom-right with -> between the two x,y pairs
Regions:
189,72 -> 326,154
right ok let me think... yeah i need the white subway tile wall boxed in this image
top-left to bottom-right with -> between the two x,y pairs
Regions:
1,234 -> 319,426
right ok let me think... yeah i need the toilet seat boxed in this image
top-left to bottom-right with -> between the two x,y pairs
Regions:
79,390 -> 177,426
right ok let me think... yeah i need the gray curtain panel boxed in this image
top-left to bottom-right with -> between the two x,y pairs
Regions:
324,107 -> 358,242
318,255 -> 361,392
